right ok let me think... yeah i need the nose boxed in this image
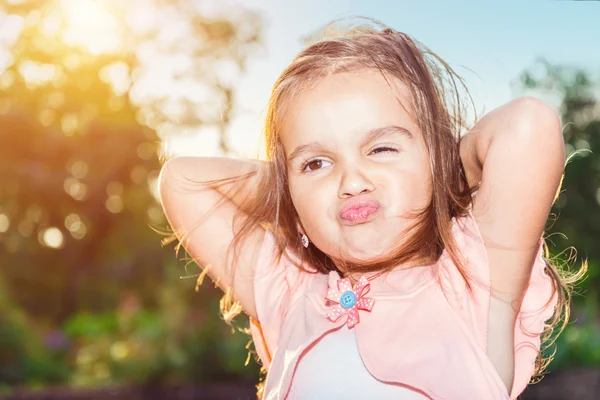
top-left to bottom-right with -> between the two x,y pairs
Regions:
338,165 -> 375,199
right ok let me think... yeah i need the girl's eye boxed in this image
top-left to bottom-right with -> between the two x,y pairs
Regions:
369,146 -> 398,155
300,147 -> 398,173
301,158 -> 332,172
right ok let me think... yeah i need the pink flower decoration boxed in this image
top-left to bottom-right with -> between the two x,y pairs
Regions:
325,275 -> 375,328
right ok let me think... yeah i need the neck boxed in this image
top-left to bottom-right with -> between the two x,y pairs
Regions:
338,255 -> 438,284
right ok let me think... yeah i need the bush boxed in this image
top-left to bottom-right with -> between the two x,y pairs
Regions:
0,278 -> 70,388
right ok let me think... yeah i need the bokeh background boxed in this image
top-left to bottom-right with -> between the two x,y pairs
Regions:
0,0 -> 598,399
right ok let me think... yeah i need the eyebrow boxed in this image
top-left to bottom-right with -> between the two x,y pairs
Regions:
287,125 -> 413,165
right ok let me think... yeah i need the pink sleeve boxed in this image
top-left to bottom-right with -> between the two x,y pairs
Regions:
438,211 -> 559,398
249,229 -> 312,370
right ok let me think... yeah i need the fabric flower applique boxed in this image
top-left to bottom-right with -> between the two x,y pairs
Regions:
325,275 -> 375,328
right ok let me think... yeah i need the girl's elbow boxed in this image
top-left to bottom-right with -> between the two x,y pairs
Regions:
511,97 -> 562,143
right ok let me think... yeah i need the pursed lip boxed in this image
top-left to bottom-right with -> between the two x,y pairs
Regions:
339,197 -> 381,224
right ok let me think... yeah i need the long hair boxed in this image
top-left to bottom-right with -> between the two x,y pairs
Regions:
173,17 -> 585,399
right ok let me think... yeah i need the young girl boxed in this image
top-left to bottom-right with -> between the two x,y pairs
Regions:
159,19 -> 584,400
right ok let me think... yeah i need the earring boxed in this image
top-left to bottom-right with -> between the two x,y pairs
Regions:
301,233 -> 309,248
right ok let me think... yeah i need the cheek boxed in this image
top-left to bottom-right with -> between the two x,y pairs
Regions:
390,160 -> 431,207
410,158 -> 432,204
289,180 -> 332,228
289,182 -> 314,221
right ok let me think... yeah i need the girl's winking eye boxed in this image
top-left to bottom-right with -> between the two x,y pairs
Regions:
370,146 -> 399,155
299,146 -> 399,173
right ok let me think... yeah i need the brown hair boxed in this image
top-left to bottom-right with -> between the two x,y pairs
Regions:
179,17 -> 586,398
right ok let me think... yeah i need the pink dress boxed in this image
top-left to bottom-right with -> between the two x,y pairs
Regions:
249,210 -> 558,399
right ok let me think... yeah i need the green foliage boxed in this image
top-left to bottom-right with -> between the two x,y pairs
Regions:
0,277 -> 71,387
60,277 -> 258,387
551,292 -> 600,366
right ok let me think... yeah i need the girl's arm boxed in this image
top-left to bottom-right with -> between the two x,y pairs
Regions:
459,97 -> 564,392
162,157 -> 267,212
459,96 -> 564,300
158,156 -> 269,319
459,96 -> 564,253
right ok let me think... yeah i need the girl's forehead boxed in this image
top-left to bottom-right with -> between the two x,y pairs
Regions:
279,70 -> 418,152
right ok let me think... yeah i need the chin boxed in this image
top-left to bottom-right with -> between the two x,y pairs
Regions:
344,247 -> 384,263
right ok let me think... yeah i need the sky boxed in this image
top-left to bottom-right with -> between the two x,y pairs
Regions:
165,0 -> 599,160
0,0 -> 597,159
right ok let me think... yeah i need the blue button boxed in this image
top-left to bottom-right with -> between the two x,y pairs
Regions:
339,291 -> 357,309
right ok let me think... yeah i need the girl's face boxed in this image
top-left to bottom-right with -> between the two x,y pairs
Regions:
280,69 -> 432,265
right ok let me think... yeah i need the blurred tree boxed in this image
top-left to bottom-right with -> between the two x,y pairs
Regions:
0,0 -> 265,389
0,0 -> 263,323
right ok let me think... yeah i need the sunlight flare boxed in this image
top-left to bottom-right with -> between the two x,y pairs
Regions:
60,0 -> 122,55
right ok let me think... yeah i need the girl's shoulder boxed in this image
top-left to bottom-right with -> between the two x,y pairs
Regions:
250,228 -> 323,368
